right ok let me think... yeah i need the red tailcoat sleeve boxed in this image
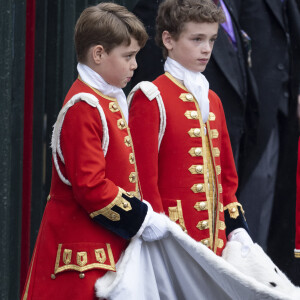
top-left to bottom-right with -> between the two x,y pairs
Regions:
61,101 -> 119,213
129,89 -> 164,212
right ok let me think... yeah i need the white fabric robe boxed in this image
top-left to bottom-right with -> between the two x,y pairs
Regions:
95,215 -> 299,300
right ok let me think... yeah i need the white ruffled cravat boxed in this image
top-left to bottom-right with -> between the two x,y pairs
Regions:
77,63 -> 128,122
164,57 -> 210,123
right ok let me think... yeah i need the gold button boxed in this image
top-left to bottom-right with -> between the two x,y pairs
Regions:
195,165 -> 203,173
129,172 -> 136,183
111,213 -> 117,220
117,119 -> 127,129
194,148 -> 202,156
199,202 -> 206,210
202,239 -> 209,246
112,103 -> 118,110
230,207 -> 237,213
123,202 -> 128,208
190,111 -> 198,119
47,194 -> 51,201
79,273 -> 85,279
129,153 -> 135,164
186,93 -> 193,101
202,221 -> 208,228
124,136 -> 131,147
51,274 -> 56,280
193,128 -> 201,137
196,184 -> 203,192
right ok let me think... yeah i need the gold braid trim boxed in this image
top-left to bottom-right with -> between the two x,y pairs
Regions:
294,250 -> 300,258
224,203 -> 245,219
89,187 -> 133,221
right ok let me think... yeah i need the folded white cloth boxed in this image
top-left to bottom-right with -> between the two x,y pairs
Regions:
164,57 -> 210,123
95,216 -> 297,300
77,63 -> 128,122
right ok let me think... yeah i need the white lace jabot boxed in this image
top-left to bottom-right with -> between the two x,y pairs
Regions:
164,57 -> 210,123
77,63 -> 128,122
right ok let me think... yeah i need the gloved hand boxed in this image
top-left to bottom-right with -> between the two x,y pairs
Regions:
228,228 -> 253,257
141,200 -> 170,242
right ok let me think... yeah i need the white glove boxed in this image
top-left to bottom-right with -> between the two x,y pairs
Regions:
141,200 -> 170,242
228,228 -> 253,257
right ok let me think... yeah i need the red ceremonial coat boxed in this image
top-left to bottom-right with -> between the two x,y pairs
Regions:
295,137 -> 300,257
22,78 -> 140,300
129,73 -> 240,256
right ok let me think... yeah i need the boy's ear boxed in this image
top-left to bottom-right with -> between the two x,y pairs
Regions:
92,45 -> 105,64
162,31 -> 173,51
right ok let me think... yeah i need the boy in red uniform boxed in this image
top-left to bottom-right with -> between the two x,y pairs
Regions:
129,0 -> 252,256
22,3 -> 166,299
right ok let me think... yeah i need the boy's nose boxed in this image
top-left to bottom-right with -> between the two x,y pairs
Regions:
202,41 -> 212,53
131,58 -> 138,70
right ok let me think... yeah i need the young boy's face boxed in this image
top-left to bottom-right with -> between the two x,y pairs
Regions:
166,21 -> 218,73
96,37 -> 140,88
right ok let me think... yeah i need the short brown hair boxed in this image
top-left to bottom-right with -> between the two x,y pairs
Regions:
156,0 -> 225,58
75,2 -> 148,62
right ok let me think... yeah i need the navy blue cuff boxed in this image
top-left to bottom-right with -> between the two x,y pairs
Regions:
225,206 -> 249,237
91,190 -> 148,240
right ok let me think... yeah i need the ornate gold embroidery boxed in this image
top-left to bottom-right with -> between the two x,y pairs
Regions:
63,249 -> 72,265
54,243 -> 116,274
109,102 -> 120,112
215,165 -> 221,175
188,128 -> 201,137
210,129 -> 219,139
224,203 -> 244,219
168,200 -> 187,233
77,252 -> 87,267
117,119 -> 127,130
196,220 -> 209,230
217,239 -> 224,248
219,203 -> 224,212
191,183 -> 205,193
209,112 -> 216,121
95,249 -> 107,264
179,93 -> 194,102
189,165 -> 204,174
294,251 -> 300,258
184,110 -> 199,120
218,220 -> 226,230
188,147 -> 203,157
194,201 -> 207,211
89,187 -> 132,220
218,184 -> 223,193
213,148 -> 220,157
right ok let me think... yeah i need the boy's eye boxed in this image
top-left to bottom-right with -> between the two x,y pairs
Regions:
125,54 -> 133,60
210,38 -> 217,43
193,38 -> 202,42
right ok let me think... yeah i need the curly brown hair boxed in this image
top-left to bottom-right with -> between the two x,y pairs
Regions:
75,2 -> 148,62
156,0 -> 225,58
